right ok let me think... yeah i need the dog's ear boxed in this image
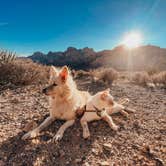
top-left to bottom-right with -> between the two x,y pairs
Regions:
59,66 -> 69,82
50,66 -> 58,81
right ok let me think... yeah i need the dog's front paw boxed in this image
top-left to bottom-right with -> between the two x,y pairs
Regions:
53,132 -> 63,142
83,131 -> 90,139
22,130 -> 39,140
111,125 -> 119,131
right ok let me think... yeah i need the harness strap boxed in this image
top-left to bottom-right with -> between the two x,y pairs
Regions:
76,105 -> 103,118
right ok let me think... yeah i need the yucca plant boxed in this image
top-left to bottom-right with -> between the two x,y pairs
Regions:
0,50 -> 16,64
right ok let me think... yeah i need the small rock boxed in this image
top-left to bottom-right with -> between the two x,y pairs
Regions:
22,121 -> 38,132
103,143 -> 112,151
31,138 -> 40,144
75,158 -> 82,163
92,148 -> 98,155
103,137 -> 106,141
59,150 -> 65,157
83,162 -> 90,166
92,122 -> 98,127
99,161 -> 110,166
66,161 -> 70,165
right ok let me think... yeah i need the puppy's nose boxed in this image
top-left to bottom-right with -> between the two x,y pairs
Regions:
42,88 -> 47,94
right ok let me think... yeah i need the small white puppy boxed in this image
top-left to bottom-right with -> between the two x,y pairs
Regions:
80,89 -> 134,139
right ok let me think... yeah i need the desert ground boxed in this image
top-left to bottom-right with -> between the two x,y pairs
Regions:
0,72 -> 165,166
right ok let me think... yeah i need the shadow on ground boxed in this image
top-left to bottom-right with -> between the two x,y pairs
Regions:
0,116 -> 118,166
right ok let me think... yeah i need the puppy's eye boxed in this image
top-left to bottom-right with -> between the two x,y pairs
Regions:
53,83 -> 57,86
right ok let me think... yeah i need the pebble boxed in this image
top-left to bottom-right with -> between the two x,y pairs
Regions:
103,143 -> 112,151
75,158 -> 82,163
83,162 -> 90,166
92,122 -> 98,127
99,161 -> 110,166
22,121 -> 38,132
91,148 -> 98,155
59,150 -> 65,157
103,137 -> 106,141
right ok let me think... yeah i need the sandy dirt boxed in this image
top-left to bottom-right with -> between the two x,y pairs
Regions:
0,76 -> 166,166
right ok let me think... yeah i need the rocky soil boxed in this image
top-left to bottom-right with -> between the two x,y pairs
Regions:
0,76 -> 166,166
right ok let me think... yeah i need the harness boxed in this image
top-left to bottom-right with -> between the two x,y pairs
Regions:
76,105 -> 105,118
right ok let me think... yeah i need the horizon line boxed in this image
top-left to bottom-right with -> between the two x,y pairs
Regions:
1,43 -> 165,57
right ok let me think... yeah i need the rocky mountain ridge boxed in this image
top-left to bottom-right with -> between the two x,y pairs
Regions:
28,45 -> 166,70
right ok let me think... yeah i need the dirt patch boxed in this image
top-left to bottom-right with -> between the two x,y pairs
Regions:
0,76 -> 166,165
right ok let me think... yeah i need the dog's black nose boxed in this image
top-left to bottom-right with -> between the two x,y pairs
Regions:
42,88 -> 47,94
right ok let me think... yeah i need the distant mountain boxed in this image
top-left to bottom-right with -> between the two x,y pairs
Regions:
29,47 -> 97,69
28,45 -> 166,70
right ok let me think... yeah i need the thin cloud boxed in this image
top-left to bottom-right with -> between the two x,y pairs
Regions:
0,22 -> 8,26
20,53 -> 31,57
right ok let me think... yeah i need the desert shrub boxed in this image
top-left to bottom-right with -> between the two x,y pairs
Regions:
0,50 -> 16,64
0,58 -> 49,86
132,71 -> 166,88
146,67 -> 159,76
91,67 -> 118,85
132,72 -> 152,86
74,70 -> 91,79
152,71 -> 166,87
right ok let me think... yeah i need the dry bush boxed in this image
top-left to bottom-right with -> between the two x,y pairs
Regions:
0,50 -> 16,64
152,71 -> 166,87
132,71 -> 166,88
91,67 -> 118,85
132,72 -> 153,86
0,58 -> 49,86
74,70 -> 91,79
146,67 -> 159,76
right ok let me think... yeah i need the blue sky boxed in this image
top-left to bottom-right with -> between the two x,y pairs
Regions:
0,0 -> 165,55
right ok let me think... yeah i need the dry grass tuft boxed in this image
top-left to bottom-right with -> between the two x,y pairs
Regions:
146,67 -> 159,76
152,71 -> 166,87
132,71 -> 166,88
0,58 -> 49,87
91,67 -> 118,85
73,70 -> 91,79
0,50 -> 16,64
132,72 -> 152,86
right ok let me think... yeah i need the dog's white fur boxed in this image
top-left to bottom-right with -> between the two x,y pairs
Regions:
22,65 -> 134,141
80,89 -> 131,138
22,66 -> 91,141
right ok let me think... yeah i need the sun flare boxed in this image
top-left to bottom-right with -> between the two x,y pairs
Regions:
122,32 -> 142,49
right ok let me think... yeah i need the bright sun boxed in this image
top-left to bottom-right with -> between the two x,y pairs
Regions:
122,32 -> 142,49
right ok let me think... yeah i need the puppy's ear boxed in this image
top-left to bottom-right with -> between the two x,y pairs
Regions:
100,91 -> 108,101
50,66 -> 58,81
105,88 -> 110,93
59,66 -> 69,82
